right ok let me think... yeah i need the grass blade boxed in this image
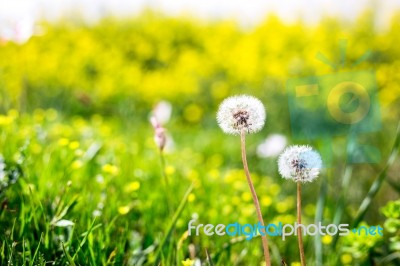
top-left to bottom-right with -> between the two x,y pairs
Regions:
153,183 -> 194,265
62,242 -> 76,266
72,218 -> 99,261
205,248 -> 214,266
30,233 -> 42,266
352,121 -> 400,227
314,172 -> 328,266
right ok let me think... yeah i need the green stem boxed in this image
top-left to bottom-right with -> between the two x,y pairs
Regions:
314,174 -> 327,266
297,182 -> 306,266
159,150 -> 173,213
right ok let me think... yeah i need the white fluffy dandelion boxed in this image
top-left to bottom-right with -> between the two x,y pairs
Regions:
278,145 -> 322,265
216,95 -> 266,135
278,145 -> 322,183
216,95 -> 271,265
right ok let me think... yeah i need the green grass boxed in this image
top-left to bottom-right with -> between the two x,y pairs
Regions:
0,110 -> 398,265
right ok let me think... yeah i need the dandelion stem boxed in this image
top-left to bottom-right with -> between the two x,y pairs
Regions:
159,150 -> 170,188
159,150 -> 173,213
297,182 -> 306,266
240,130 -> 271,266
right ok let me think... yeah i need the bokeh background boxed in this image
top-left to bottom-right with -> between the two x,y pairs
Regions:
0,1 -> 400,265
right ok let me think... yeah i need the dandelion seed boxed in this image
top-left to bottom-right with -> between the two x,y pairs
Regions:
278,145 -> 322,183
216,95 -> 266,135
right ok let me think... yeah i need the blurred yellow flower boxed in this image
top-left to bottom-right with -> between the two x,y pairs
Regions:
224,169 -> 242,183
102,164 -> 119,175
125,181 -> 141,193
181,258 -> 194,266
165,166 -> 175,175
0,115 -> 13,126
341,254 -> 353,264
188,193 -> 196,202
241,192 -> 252,202
69,141 -> 80,150
118,206 -> 130,215
291,262 -> 301,266
261,196 -> 272,207
184,104 -> 203,122
58,138 -> 70,146
208,169 -> 219,179
71,160 -> 83,170
322,235 -> 333,245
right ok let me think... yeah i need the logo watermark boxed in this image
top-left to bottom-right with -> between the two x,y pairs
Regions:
188,220 -> 383,241
286,40 -> 382,165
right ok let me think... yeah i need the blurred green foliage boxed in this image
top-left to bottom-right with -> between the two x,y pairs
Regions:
0,11 -> 400,120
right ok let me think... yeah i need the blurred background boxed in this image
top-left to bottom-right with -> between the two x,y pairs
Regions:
0,0 -> 400,265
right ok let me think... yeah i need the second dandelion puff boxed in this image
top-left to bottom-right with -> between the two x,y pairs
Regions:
278,145 -> 323,266
278,145 -> 322,183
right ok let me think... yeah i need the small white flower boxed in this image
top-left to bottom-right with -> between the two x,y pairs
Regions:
150,116 -> 167,151
216,95 -> 266,135
278,145 -> 322,183
257,134 -> 287,158
153,100 -> 172,125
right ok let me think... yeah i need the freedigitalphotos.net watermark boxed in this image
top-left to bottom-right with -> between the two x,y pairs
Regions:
187,220 -> 383,241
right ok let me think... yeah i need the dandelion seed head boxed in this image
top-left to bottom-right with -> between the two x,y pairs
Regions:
278,145 -> 322,183
216,95 -> 266,135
